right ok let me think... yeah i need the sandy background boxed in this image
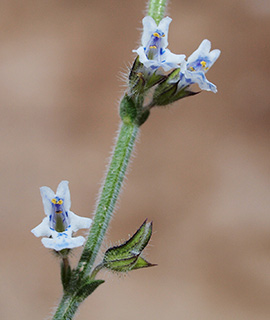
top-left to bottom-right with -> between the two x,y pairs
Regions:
1,0 -> 270,319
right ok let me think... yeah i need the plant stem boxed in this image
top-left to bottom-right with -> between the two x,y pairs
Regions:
78,122 -> 139,277
148,0 -> 168,24
52,294 -> 77,320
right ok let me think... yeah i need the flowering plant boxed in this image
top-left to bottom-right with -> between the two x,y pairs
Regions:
31,1 -> 220,319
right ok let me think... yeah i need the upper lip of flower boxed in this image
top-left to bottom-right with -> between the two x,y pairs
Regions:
133,16 -> 186,72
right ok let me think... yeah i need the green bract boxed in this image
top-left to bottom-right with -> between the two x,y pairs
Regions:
102,220 -> 155,272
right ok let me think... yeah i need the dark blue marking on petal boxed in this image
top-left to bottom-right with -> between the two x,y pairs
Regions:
160,48 -> 165,55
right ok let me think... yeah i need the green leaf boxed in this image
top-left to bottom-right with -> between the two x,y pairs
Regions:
76,279 -> 105,302
136,109 -> 150,126
119,94 -> 138,124
103,255 -> 139,272
103,220 -> 152,262
102,219 -> 154,273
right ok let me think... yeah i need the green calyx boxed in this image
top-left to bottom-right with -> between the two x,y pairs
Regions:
129,57 -> 165,95
126,58 -> 198,115
151,68 -> 199,106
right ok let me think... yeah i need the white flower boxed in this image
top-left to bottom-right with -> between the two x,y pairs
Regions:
31,181 -> 92,251
178,39 -> 221,92
133,16 -> 185,71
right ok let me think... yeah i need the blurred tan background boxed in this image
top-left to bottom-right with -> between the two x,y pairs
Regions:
1,0 -> 270,319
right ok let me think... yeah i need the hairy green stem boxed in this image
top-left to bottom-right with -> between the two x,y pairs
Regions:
78,122 -> 139,277
148,0 -> 168,24
52,294 -> 78,320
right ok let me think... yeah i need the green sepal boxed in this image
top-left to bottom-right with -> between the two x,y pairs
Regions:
129,57 -> 145,95
129,56 -> 166,95
151,69 -> 180,106
168,87 -> 200,103
145,71 -> 166,91
151,68 -> 200,106
76,279 -> 105,303
129,56 -> 143,82
102,219 -> 154,272
136,109 -> 150,126
129,257 -> 157,270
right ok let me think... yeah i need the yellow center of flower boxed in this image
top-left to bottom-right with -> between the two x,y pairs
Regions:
200,61 -> 209,70
51,198 -> 63,205
153,32 -> 165,38
51,198 -> 64,214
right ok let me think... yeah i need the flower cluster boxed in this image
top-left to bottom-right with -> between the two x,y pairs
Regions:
31,181 -> 92,251
133,16 -> 221,94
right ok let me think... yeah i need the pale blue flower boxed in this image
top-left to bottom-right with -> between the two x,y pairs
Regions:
31,181 -> 92,251
133,16 -> 185,71
178,39 -> 221,92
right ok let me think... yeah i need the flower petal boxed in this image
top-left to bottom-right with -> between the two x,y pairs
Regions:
31,217 -> 51,237
41,234 -> 85,251
141,16 -> 158,47
40,186 -> 55,216
185,70 -> 217,92
133,46 -> 148,64
207,49 -> 221,70
188,39 -> 211,62
56,180 -> 71,212
157,16 -> 172,48
69,211 -> 92,233
163,49 -> 186,65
